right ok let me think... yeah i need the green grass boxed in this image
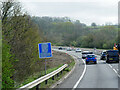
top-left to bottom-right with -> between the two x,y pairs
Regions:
38,63 -> 75,88
16,56 -> 75,89
68,57 -> 75,70
46,64 -> 63,74
38,70 -> 67,88
38,56 -> 75,88
15,64 -> 63,88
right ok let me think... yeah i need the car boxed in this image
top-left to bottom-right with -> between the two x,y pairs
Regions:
106,50 -> 119,63
86,54 -> 97,64
100,51 -> 107,60
67,47 -> 72,51
82,51 -> 93,59
75,48 -> 81,52
94,48 -> 96,50
58,47 -> 62,50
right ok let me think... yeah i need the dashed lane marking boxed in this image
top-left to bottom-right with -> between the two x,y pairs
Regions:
108,64 -> 120,78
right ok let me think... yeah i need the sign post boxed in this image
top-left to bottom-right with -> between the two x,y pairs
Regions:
45,59 -> 46,75
38,43 -> 52,85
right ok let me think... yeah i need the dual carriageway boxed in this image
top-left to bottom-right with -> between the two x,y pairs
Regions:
53,47 -> 119,88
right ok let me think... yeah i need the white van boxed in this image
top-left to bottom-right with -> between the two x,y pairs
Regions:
82,51 -> 93,59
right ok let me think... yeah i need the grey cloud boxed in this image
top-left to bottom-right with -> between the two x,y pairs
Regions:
22,2 -> 118,25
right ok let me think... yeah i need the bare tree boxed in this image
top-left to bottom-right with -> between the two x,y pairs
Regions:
1,0 -> 22,23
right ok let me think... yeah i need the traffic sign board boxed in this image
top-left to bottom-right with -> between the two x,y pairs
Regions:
38,43 -> 52,58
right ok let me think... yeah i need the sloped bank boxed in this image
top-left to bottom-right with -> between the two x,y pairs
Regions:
15,50 -> 75,88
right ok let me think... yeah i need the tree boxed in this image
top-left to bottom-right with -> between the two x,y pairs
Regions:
1,0 -> 44,88
1,0 -> 22,24
1,0 -> 22,88
91,22 -> 97,28
2,41 -> 15,88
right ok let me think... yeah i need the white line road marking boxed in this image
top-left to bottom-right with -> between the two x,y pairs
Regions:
118,74 -> 120,78
113,68 -> 118,74
72,59 -> 86,89
108,64 -> 120,78
96,53 -> 120,78
108,64 -> 112,68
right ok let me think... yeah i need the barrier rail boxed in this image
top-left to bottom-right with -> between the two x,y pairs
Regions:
17,64 -> 68,90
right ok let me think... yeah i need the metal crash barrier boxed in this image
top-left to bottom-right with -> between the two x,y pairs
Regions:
17,64 -> 68,90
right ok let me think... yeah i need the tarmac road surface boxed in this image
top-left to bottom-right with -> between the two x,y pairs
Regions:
53,49 -> 119,88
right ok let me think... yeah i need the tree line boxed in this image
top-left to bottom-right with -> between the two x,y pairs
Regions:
1,1 -> 45,88
32,16 -> 118,49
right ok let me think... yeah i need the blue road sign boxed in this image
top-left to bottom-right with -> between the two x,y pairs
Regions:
38,43 -> 52,58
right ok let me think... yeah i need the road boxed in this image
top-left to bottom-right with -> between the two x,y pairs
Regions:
53,48 -> 119,89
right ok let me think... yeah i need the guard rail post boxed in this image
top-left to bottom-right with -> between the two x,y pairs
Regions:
61,71 -> 62,74
57,73 -> 59,77
45,80 -> 47,84
36,73 -> 41,89
52,76 -> 54,80
36,84 -> 40,90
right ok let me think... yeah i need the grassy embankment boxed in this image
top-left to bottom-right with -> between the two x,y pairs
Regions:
17,51 -> 75,89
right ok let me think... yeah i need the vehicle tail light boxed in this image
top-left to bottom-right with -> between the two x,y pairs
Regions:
86,58 -> 88,59
95,58 -> 96,59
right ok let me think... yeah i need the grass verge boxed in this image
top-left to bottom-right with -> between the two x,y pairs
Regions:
37,56 -> 75,88
16,53 -> 75,89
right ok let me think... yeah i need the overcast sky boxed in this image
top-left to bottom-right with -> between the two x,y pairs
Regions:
19,0 -> 119,25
